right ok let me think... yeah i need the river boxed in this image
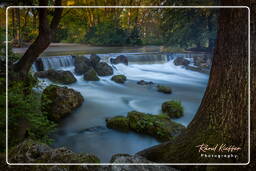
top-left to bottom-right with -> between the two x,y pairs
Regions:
30,46 -> 210,162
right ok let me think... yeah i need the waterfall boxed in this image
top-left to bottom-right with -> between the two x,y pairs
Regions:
33,55 -> 74,72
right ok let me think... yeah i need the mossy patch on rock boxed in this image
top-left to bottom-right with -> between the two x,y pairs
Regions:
41,85 -> 84,122
105,111 -> 185,142
83,69 -> 100,81
106,116 -> 129,132
157,85 -> 172,94
8,139 -> 100,163
111,75 -> 127,84
162,100 -> 184,118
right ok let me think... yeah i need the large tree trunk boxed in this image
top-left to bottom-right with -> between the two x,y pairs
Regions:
138,0 -> 253,167
13,0 -> 63,77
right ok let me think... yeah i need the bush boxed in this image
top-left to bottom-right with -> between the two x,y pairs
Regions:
0,76 -> 56,151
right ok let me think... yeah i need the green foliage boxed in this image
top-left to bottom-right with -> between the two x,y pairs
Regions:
0,77 -> 56,150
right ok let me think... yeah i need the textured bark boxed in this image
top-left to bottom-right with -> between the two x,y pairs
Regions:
138,0 -> 253,166
13,0 -> 63,77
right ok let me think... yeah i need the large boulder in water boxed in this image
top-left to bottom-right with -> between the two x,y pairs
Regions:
42,85 -> 84,122
94,62 -> 113,76
173,57 -> 190,66
110,55 -> 128,65
35,69 -> 76,84
8,139 -> 100,164
74,56 -> 92,75
105,111 -> 185,142
83,68 -> 100,81
90,54 -> 101,67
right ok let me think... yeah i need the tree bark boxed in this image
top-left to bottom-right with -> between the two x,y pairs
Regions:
138,0 -> 253,166
13,0 -> 63,77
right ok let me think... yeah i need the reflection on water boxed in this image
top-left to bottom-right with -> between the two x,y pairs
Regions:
35,51 -> 210,162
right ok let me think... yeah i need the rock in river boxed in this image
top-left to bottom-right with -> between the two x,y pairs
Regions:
35,69 -> 76,84
84,68 -> 100,81
110,55 -> 128,65
162,100 -> 184,118
95,62 -> 113,76
111,75 -> 127,84
173,57 -> 190,66
157,85 -> 172,94
74,55 -> 92,75
42,85 -> 84,122
106,111 -> 185,142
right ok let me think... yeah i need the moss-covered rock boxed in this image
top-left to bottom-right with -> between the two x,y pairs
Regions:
106,116 -> 129,132
111,75 -> 127,84
35,69 -> 77,84
157,85 -> 172,94
162,100 -> 184,118
83,69 -> 100,81
41,85 -> 84,122
74,55 -> 92,75
106,111 -> 185,142
94,62 -> 113,76
8,140 -> 100,164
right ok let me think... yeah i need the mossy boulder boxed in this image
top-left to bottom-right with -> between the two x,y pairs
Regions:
111,75 -> 127,84
162,100 -> 184,118
90,54 -> 101,67
106,116 -> 129,132
157,85 -> 172,94
106,111 -> 185,142
35,69 -> 76,84
83,69 -> 100,81
8,140 -> 100,163
42,85 -> 84,122
74,55 -> 92,75
94,62 -> 113,76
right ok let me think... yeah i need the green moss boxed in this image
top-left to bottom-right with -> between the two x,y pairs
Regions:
83,69 -> 100,81
111,75 -> 127,84
106,116 -> 129,132
161,100 -> 184,118
157,85 -> 172,94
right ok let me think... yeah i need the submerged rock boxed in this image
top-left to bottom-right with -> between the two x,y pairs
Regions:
162,100 -> 184,118
95,62 -> 113,76
157,85 -> 172,94
106,116 -> 130,132
111,75 -> 127,84
74,55 -> 92,75
185,65 -> 210,74
110,55 -> 128,65
42,85 -> 84,122
173,57 -> 190,66
105,111 -> 185,142
8,139 -> 100,163
83,68 -> 100,81
137,80 -> 154,85
35,69 -> 76,84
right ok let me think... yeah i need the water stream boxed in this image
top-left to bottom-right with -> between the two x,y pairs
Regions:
33,51 -> 210,162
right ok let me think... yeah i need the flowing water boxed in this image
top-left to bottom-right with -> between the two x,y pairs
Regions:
33,51 -> 210,162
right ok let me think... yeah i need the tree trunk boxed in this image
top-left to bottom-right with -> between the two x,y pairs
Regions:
13,0 -> 63,77
138,0 -> 253,167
